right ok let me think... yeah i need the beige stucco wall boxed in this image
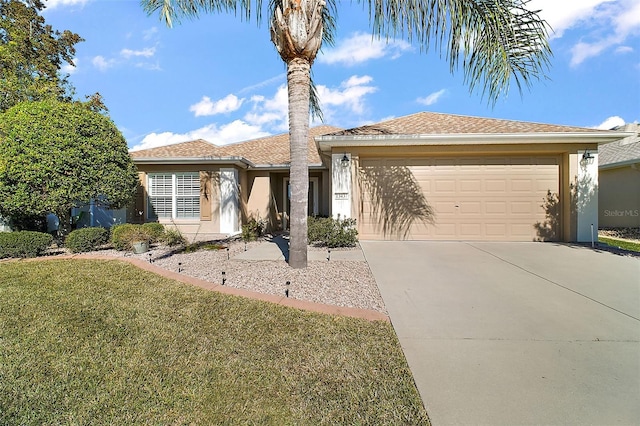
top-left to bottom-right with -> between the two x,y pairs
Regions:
599,165 -> 640,227
135,164 -> 225,240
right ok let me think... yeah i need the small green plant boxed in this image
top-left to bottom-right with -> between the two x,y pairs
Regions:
163,228 -> 187,247
241,218 -> 266,242
65,227 -> 109,253
308,216 -> 358,248
0,231 -> 53,258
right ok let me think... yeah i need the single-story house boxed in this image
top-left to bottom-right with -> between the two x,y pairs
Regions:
598,123 -> 640,228
130,112 -> 629,242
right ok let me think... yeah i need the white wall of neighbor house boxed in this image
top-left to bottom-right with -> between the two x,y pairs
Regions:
576,150 -> 599,242
331,153 -> 352,219
220,168 -> 240,234
0,216 -> 12,232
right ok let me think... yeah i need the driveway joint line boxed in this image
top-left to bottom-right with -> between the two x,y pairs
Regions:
466,243 -> 640,322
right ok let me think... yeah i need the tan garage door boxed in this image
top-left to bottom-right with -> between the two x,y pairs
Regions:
357,156 -> 560,241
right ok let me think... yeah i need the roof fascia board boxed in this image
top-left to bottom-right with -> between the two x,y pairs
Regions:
133,157 -> 255,168
249,163 -> 326,170
599,159 -> 640,170
316,132 -> 634,152
133,158 -> 327,171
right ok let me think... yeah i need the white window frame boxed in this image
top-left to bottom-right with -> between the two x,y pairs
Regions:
147,172 -> 200,220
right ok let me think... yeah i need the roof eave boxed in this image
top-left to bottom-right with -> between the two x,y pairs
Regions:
133,156 -> 255,168
316,132 -> 633,152
599,158 -> 640,170
250,163 -> 327,170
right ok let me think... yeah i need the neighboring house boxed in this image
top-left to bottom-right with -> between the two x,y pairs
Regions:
130,112 -> 627,242
598,123 -> 640,228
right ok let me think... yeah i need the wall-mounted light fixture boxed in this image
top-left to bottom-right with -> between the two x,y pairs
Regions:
341,153 -> 350,168
581,150 -> 595,165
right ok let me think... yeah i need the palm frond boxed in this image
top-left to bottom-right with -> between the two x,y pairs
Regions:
361,0 -> 551,104
141,0 -> 260,27
309,76 -> 323,121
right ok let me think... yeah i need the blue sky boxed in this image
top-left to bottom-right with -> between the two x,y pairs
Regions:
43,0 -> 640,151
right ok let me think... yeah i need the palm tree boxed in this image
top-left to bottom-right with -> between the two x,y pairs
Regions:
142,0 -> 551,268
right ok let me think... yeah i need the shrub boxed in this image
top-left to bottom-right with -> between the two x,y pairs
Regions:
110,224 -> 157,251
0,231 -> 53,258
241,218 -> 266,242
110,224 -> 137,251
163,228 -> 187,247
308,216 -> 358,248
65,227 -> 109,253
141,222 -> 165,243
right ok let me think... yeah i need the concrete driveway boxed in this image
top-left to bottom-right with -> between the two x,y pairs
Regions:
360,241 -> 640,426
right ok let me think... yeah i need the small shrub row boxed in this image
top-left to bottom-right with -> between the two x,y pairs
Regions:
65,227 -> 109,253
0,231 -> 53,258
308,216 -> 358,248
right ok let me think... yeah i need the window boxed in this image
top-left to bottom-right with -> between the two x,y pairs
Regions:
148,172 -> 200,220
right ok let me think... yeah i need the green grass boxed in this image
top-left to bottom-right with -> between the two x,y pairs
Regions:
0,259 -> 429,425
599,236 -> 640,253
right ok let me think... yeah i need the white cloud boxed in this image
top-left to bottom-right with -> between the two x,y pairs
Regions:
43,0 -> 88,9
143,27 -> 159,41
244,85 -> 289,131
595,116 -> 626,130
121,47 -> 156,59
190,94 -> 244,117
614,45 -> 634,54
529,0 -> 615,38
238,74 -> 286,94
61,58 -> 78,75
131,120 -> 270,151
134,75 -> 378,152
319,32 -> 412,65
417,89 -> 447,106
529,0 -> 640,66
91,45 -> 160,72
316,75 -> 378,117
92,55 -> 115,71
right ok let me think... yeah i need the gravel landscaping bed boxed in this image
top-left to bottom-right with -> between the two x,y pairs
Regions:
50,238 -> 387,314
599,227 -> 640,242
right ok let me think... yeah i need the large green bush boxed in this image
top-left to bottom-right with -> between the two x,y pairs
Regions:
65,227 -> 109,253
0,231 -> 53,258
307,216 -> 358,248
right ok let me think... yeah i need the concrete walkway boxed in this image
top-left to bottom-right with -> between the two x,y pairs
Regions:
361,241 -> 640,426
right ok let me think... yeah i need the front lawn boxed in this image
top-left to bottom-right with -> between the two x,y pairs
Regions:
0,259 -> 429,425
598,236 -> 640,253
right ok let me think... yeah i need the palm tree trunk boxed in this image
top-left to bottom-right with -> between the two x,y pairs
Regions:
287,57 -> 311,268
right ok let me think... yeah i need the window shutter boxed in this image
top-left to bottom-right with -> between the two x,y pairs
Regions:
200,171 -> 212,221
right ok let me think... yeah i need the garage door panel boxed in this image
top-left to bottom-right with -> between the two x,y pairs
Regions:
358,156 -> 560,241
460,179 -> 482,192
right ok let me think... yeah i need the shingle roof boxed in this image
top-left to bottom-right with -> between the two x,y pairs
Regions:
599,123 -> 640,167
130,139 -> 216,159
130,125 -> 341,166
329,111 -> 600,136
217,125 -> 341,165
